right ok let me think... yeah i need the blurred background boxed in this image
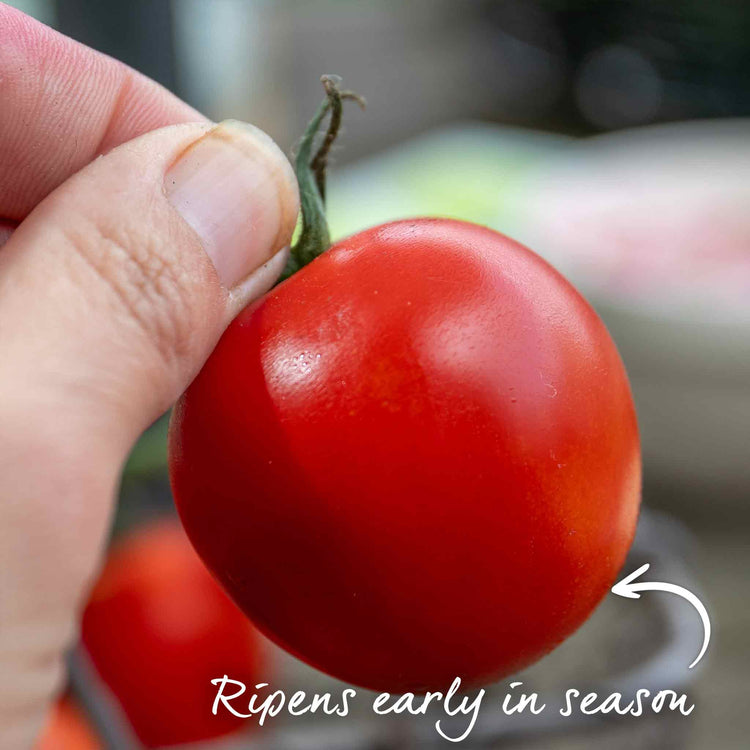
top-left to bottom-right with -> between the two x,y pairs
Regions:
10,1 -> 749,748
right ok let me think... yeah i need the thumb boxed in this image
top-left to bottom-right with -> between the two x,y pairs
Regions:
0,121 -> 298,745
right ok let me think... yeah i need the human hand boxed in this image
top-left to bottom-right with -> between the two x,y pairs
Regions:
0,5 -> 298,746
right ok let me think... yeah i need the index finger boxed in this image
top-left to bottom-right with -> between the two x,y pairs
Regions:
0,3 -> 207,223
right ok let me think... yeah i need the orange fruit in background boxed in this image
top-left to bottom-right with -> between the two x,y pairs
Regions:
36,697 -> 100,750
81,517 -> 266,747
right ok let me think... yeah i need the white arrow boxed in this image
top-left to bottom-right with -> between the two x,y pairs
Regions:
611,563 -> 710,669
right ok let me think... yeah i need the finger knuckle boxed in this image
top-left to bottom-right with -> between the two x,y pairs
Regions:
62,216 -> 200,370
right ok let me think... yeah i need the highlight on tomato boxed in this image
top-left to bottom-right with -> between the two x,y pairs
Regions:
80,517 -> 267,747
169,77 -> 641,693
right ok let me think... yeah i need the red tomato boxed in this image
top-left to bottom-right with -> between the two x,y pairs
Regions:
169,219 -> 640,693
81,519 -> 265,747
36,698 -> 100,750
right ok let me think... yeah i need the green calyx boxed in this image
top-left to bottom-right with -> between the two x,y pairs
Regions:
279,75 -> 365,282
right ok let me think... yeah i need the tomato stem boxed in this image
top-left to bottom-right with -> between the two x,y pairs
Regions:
279,75 -> 365,282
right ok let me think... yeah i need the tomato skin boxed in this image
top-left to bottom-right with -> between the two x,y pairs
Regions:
81,519 -> 264,747
169,218 -> 640,693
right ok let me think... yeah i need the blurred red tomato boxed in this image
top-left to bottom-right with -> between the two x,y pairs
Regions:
81,518 -> 265,747
36,697 -> 100,750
